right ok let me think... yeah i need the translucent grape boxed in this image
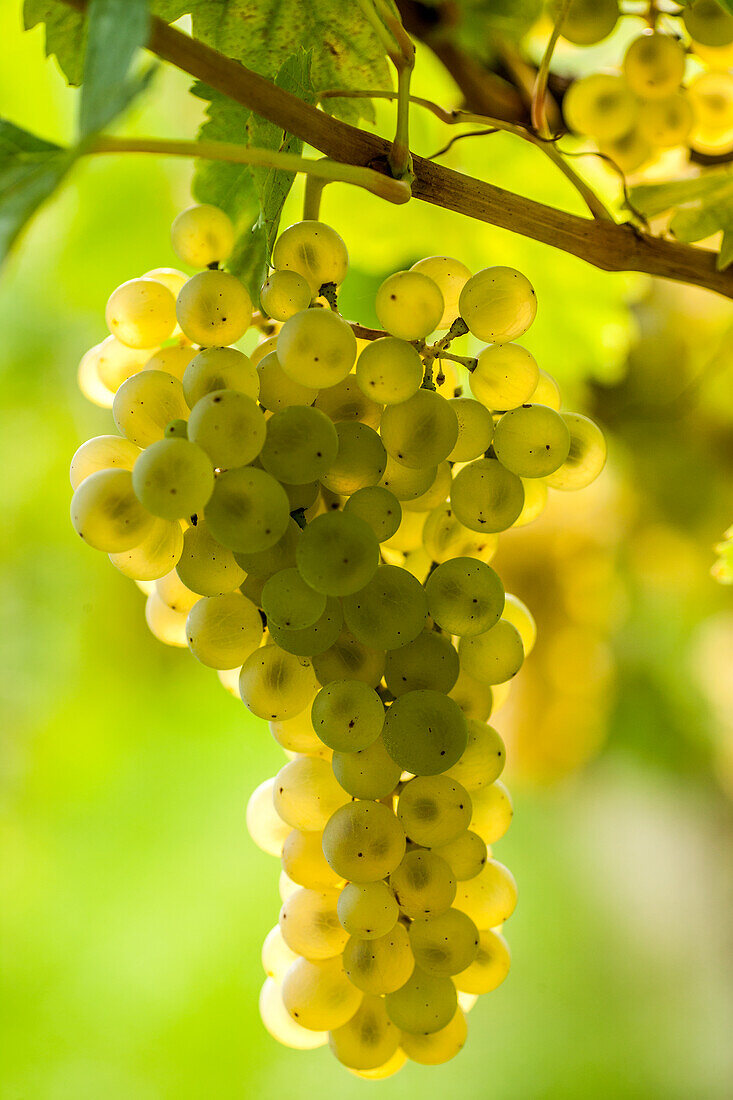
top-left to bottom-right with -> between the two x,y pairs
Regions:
113,370 -> 188,448
531,368 -> 561,411
688,72 -> 733,153
70,434 -> 141,489
450,459 -> 524,533
260,269 -> 312,321
109,516 -> 183,581
312,629 -> 385,689
343,486 -> 401,542
77,343 -> 115,408
205,466 -> 290,553
383,689 -> 468,775
272,221 -> 348,294
502,593 -> 537,655
183,346 -> 259,408
106,278 -> 176,349
408,908 -> 479,977
684,0 -> 733,46
459,267 -> 537,344
469,780 -> 513,844
94,336 -> 149,391
402,461 -> 452,514
233,517 -> 299,579
449,668 -> 493,722
144,345 -> 197,382
263,406 -> 340,486
493,403 -> 571,478
261,567 -> 326,631
273,755 -> 349,830
389,850 -> 456,920
544,412 -> 607,490
433,830 -> 488,881
319,422 -> 386,495
398,775 -> 472,847
239,645 -> 318,721
256,350 -> 318,412
384,631 -> 459,697
341,564 -> 427,651
454,929 -> 511,994
458,620 -> 524,684
314,373 -> 382,429
279,886 -> 347,960
267,600 -> 344,662
558,0 -> 619,45
331,735 -> 402,800
186,591 -> 262,668
514,478 -> 549,527
563,74 -> 638,140
425,556 -> 505,637
342,923 -> 415,995
470,343 -> 539,411
281,830 -> 343,890
598,128 -> 652,174
296,512 -> 379,597
375,270 -> 444,341
380,389 -> 459,469
329,994 -> 401,1070
453,860 -> 518,929
260,976 -> 328,1049
278,309 -> 356,388
311,680 -> 384,752
322,800 -> 406,883
144,590 -> 188,647
638,92 -> 694,147
262,925 -> 299,982
422,503 -> 499,564
70,468 -> 153,552
448,397 -> 494,462
188,389 -> 266,472
445,719 -> 506,791
410,255 -> 472,328
156,568 -> 200,614
384,967 -> 457,1035
171,203 -> 234,267
282,955 -> 362,1032
383,509 -> 427,553
623,32 -> 686,100
246,777 -> 291,856
176,269 -> 251,347
131,437 -> 214,520
355,338 -> 423,405
175,519 -> 245,596
143,266 -> 188,299
401,1008 -> 467,1065
270,711 -> 330,759
379,454 -> 436,501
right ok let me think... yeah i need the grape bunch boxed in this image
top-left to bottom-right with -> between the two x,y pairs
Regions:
70,203 -> 606,1076
557,0 -> 733,171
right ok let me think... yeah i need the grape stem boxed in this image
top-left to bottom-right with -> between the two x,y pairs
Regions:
355,0 -> 416,181
533,0 -> 570,140
303,172 -> 328,220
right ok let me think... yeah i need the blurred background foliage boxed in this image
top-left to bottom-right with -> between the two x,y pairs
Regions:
2,2 -> 733,1097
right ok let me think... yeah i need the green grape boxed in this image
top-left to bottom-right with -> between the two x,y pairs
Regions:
383,510 -> 427,553
246,777 -> 292,856
69,434 -> 141,489
283,480 -> 319,512
205,466 -> 290,553
156,568 -> 200,614
514,477 -> 549,527
397,775 -> 472,847
331,735 -> 402,800
264,408 -> 339,488
402,461 -> 452,514
450,459 -> 524,533
638,92 -> 694,146
109,516 -> 183,581
77,343 -> 115,408
312,629 -> 385,688
144,345 -> 197,382
256,350 -> 318,412
337,882 -> 398,940
183,346 -> 259,408
241,573 -> 270,607
282,955 -> 362,1032
279,886 -> 347,960
375,271 -> 444,341
188,389 -> 266,470
380,389 -> 459,469
459,267 -> 537,344
422,503 -> 499,565
319,422 -> 386,495
272,221 -> 349,294
383,689 -> 468,775
379,454 -> 437,501
262,567 -> 326,630
94,336 -> 150,391
311,680 -> 384,751
598,127 -> 652,173
262,925 -> 299,982
176,269 -> 252,347
384,967 -> 457,1035
106,277 -> 176,349
493,404 -> 571,478
684,0 -> 733,46
273,755 -> 349,830
445,720 -> 506,792
342,923 -> 415,995
355,338 -> 423,405
233,517 -> 300,578
329,995 -> 401,1071
239,644 -> 318,721
282,830 -> 343,890
70,468 -> 154,552
433,830 -> 488,881
171,203 -> 234,267
314,373 -> 382,430
425,557 -> 505,637
557,0 -> 619,45
623,31 -> 686,100
502,594 -> 537,656
269,598 -> 343,657
175,519 -> 245,596
295,512 -> 379,597
410,256 -> 472,329
470,343 -> 539,411
322,800 -> 406,883
185,590 -> 262,668
454,929 -> 511,994
389,850 -> 456,919
449,668 -> 493,722
458,620 -> 524,684
250,335 -> 278,367
144,590 -> 188,647
260,269 -> 313,320
384,631 -> 459,697
270,711 -> 331,759
563,73 -> 638,140
343,486 -> 401,542
453,860 -> 518,929
408,908 -> 479,977
278,309 -> 356,389
113,370 -> 188,448
341,564 -> 428,651
259,976 -> 328,1049
688,72 -> 733,153
401,1007 -> 467,1065
448,398 -> 494,462
143,266 -> 188,300
164,419 -> 188,440
544,412 -> 607,490
530,368 -> 561,410
469,780 -> 513,844
131,437 -> 214,520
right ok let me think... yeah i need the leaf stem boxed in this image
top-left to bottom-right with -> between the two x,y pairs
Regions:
532,0 -> 571,138
356,0 -> 415,180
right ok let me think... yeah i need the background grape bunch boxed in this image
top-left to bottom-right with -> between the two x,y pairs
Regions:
69,205 -> 606,1077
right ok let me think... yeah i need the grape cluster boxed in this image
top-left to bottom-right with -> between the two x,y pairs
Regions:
70,203 -> 605,1076
557,0 -> 733,171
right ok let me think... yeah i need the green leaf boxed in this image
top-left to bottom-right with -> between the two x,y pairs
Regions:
80,0 -> 151,138
23,0 -> 86,84
0,120 -> 77,263
629,170 -> 733,270
190,87 -> 258,224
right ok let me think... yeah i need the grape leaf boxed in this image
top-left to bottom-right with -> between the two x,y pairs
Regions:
23,0 -> 87,84
629,170 -> 733,270
80,0 -> 152,138
0,120 -> 77,263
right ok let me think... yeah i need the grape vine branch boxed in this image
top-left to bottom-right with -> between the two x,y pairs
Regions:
60,0 -> 733,300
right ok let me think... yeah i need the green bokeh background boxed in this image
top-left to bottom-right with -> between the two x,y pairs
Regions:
2,5 -> 732,1098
